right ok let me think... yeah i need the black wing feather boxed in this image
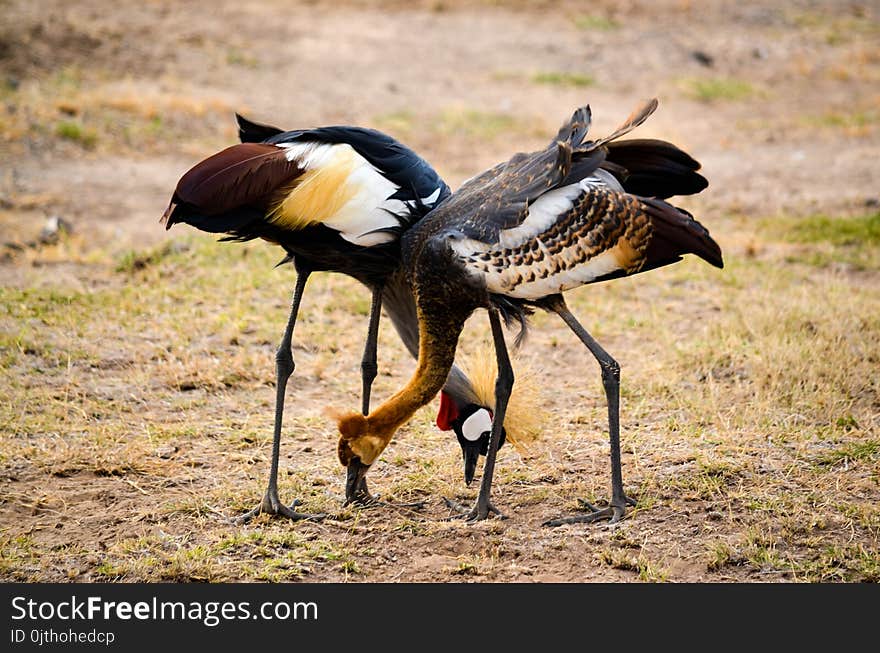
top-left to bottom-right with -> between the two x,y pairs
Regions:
264,126 -> 451,206
236,113 -> 285,143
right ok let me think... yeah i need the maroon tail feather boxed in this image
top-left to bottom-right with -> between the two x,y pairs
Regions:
641,197 -> 723,270
605,139 -> 708,199
163,143 -> 302,230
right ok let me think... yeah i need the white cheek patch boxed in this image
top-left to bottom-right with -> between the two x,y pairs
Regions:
461,409 -> 493,442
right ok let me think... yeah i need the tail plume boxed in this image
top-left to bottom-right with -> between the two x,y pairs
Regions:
589,98 -> 659,149
161,143 -> 301,234
554,105 -> 592,148
641,197 -> 723,270
605,139 -> 708,198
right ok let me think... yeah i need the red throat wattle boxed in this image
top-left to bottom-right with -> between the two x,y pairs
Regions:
436,391 -> 459,431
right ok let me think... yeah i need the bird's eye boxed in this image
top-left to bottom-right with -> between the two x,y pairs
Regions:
461,409 -> 493,442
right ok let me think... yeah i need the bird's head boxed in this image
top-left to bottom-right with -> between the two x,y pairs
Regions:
334,402 -> 426,502
436,392 -> 506,486
334,411 -> 390,501
334,412 -> 387,468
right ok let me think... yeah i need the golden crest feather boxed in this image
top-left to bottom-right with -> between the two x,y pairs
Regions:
455,341 -> 546,452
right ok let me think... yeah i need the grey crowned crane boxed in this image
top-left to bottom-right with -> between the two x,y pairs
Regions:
161,114 -> 505,522
334,98 -> 723,525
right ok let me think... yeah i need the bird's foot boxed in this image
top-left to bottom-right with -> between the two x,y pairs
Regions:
542,494 -> 636,527
343,462 -> 425,511
234,491 -> 326,525
345,492 -> 427,511
443,496 -> 505,522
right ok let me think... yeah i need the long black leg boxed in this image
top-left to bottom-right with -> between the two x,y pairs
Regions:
455,307 -> 513,522
345,284 -> 425,512
542,295 -> 635,526
236,264 -> 325,524
360,284 -> 383,415
347,285 -> 382,505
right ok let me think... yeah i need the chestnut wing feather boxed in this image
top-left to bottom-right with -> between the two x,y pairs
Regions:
172,143 -> 301,217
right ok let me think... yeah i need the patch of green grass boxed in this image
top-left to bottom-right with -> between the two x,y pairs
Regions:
51,66 -> 84,91
682,77 -> 755,102
740,514 -> 865,584
340,559 -> 361,575
437,108 -> 523,140
115,241 -> 186,273
391,519 -> 429,536
123,115 -> 166,144
380,106 -> 545,143
453,559 -> 480,576
838,503 -> 880,536
0,535 -> 40,579
1,286 -> 94,322
55,120 -> 98,148
250,559 -> 307,582
742,529 -> 786,573
530,71 -> 594,88
790,10 -> 880,46
226,48 -> 259,68
787,212 -> 880,247
1,62 -> 235,155
97,530 -> 358,582
834,414 -> 861,432
637,559 -> 669,583
789,545 -> 880,582
804,109 -> 880,133
816,439 -> 880,468
667,457 -> 742,500
372,110 -> 416,137
573,14 -> 620,31
706,541 -> 739,571
769,212 -> 880,269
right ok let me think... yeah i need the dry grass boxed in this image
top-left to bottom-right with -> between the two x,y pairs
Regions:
0,66 -> 238,155
2,208 -> 877,582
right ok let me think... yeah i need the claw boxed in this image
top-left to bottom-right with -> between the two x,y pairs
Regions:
344,459 -> 425,511
444,497 -> 505,522
234,490 -> 326,525
543,494 -> 636,527
465,500 -> 505,522
442,496 -> 470,515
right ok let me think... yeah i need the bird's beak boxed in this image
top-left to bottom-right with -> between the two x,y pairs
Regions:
345,456 -> 371,504
462,444 -> 481,487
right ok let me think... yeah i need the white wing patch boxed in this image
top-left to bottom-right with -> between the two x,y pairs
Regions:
450,173 -> 630,300
275,142 -> 410,247
497,172 -> 621,251
496,184 -> 580,251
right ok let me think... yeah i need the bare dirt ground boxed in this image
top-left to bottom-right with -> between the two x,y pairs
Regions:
1,0 -> 878,582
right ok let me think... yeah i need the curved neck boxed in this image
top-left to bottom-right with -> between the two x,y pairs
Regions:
368,306 -> 467,438
382,272 -> 481,406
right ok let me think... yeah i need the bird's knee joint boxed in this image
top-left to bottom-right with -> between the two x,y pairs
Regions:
275,348 -> 295,374
361,360 -> 378,378
495,370 -> 515,395
601,359 -> 620,380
